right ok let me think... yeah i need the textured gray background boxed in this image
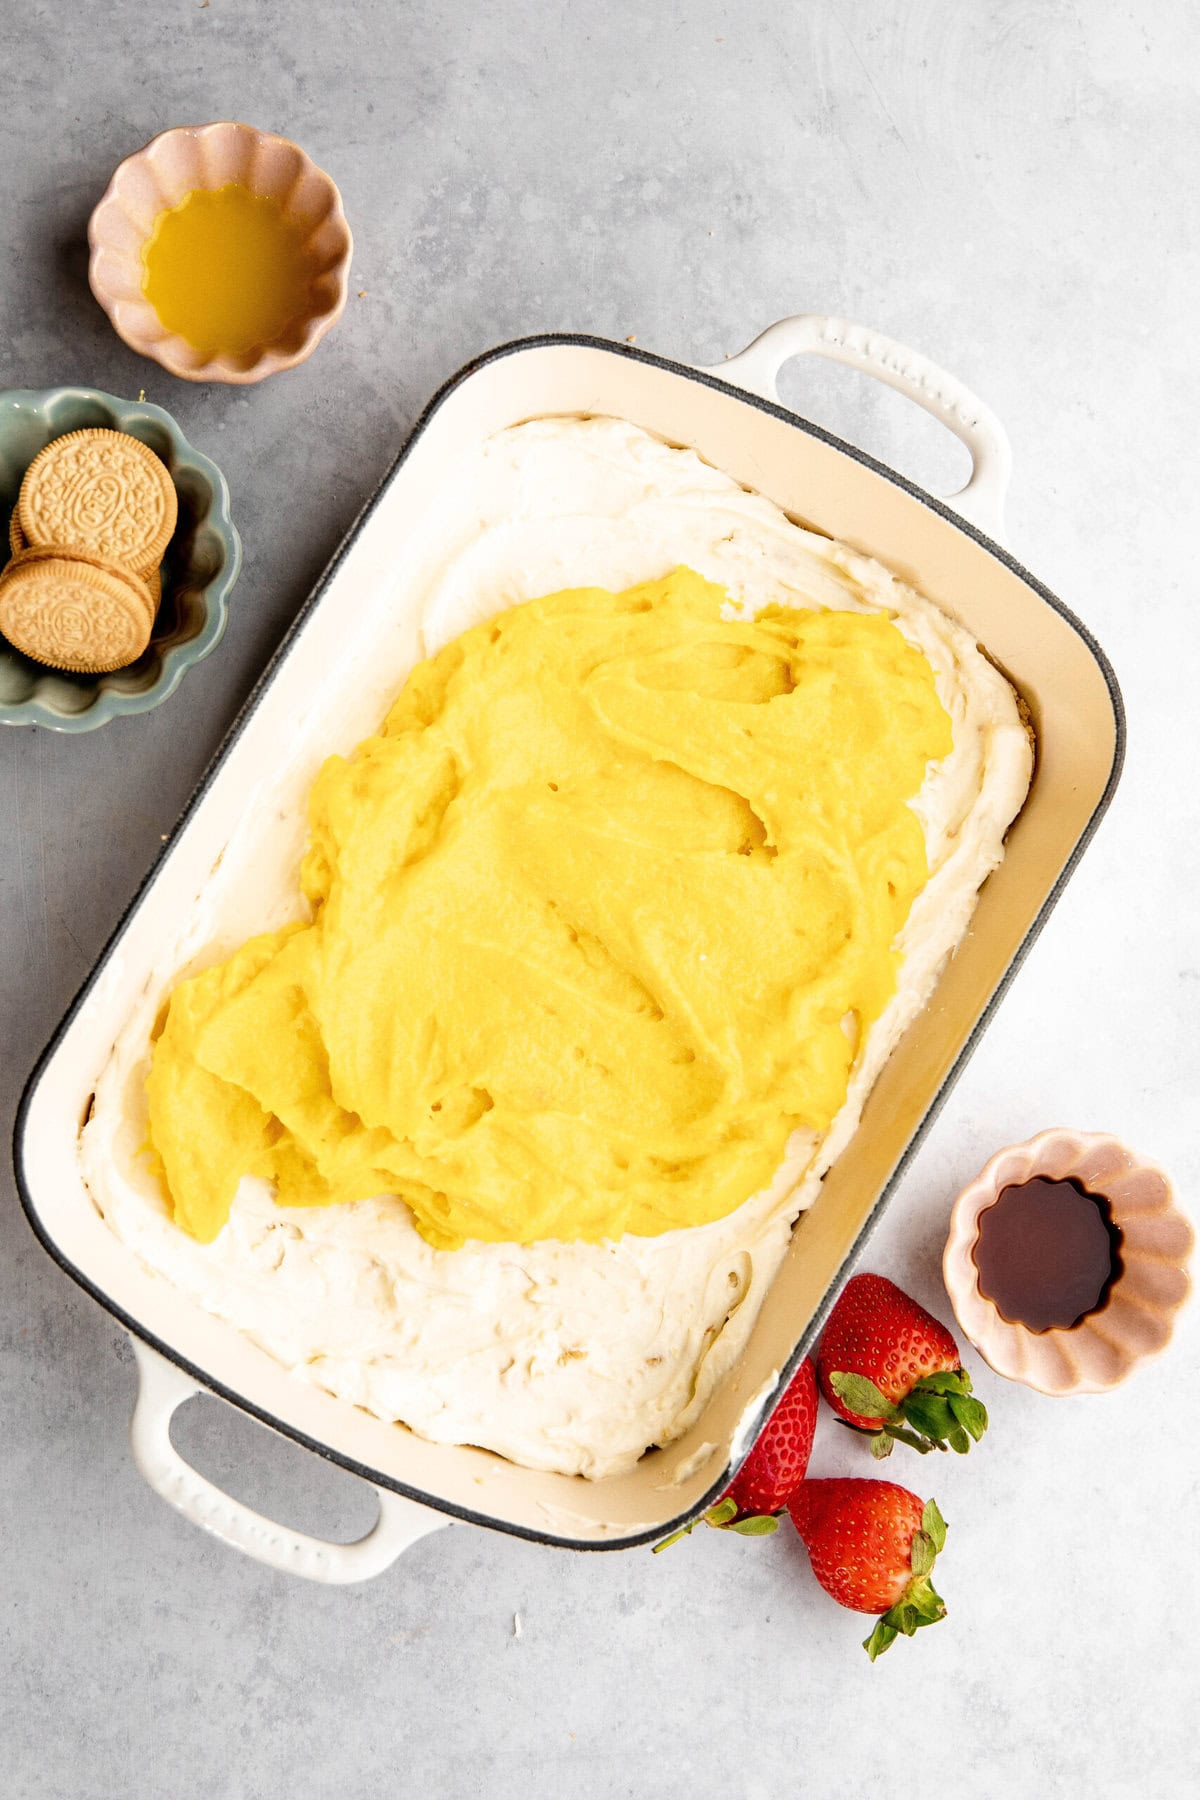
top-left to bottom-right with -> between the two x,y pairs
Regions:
2,3 -> 1198,1797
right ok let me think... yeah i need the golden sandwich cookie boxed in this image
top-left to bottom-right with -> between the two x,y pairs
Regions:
8,507 -> 25,557
0,550 -> 154,672
18,428 -> 177,575
4,541 -> 156,621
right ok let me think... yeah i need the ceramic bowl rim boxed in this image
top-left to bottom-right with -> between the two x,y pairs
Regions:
0,385 -> 242,732
943,1126 -> 1194,1394
87,120 -> 354,386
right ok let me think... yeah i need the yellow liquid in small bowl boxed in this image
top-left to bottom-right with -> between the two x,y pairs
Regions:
141,184 -> 315,360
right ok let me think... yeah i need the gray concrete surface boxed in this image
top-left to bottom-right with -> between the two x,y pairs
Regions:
2,4 -> 1198,1796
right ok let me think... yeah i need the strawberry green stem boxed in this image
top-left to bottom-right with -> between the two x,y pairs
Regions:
830,1369 -> 988,1458
863,1499 -> 949,1660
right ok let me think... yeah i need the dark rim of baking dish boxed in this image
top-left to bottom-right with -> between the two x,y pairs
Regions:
13,333 -> 1127,1554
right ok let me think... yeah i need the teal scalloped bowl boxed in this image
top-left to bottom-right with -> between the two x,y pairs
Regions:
0,388 -> 240,731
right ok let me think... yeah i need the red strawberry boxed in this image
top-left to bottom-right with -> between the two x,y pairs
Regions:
817,1273 -> 987,1458
788,1478 -> 948,1660
653,1357 -> 817,1549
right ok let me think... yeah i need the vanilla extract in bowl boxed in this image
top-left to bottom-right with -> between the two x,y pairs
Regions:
971,1176 -> 1123,1333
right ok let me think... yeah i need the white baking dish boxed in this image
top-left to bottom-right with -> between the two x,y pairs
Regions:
15,316 -> 1124,1580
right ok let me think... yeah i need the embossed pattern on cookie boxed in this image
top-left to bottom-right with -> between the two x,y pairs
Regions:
18,429 -> 177,574
6,543 -> 156,624
0,555 -> 153,671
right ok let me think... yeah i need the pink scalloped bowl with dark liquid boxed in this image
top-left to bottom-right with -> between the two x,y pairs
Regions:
944,1129 -> 1193,1395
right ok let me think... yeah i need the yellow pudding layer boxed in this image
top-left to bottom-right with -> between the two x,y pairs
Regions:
141,183 -> 314,358
146,567 -> 952,1249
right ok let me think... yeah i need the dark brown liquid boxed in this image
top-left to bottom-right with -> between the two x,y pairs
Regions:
971,1176 -> 1123,1333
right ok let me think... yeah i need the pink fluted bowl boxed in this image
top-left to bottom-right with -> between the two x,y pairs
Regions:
944,1129 -> 1193,1395
87,122 -> 353,385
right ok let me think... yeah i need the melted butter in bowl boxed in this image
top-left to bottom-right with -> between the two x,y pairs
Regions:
142,184 -> 317,361
88,122 -> 353,383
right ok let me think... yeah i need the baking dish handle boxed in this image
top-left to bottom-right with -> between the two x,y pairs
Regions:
704,314 -> 1012,542
128,1337 -> 449,1582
